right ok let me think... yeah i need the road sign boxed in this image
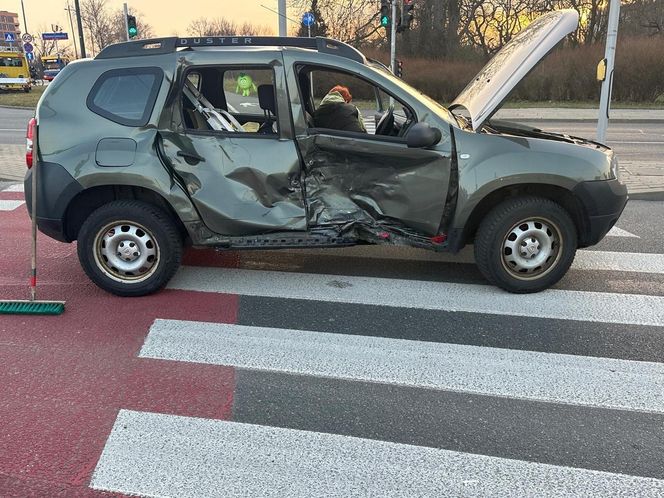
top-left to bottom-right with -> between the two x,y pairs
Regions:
42,32 -> 68,41
302,12 -> 315,27
23,42 -> 33,53
22,33 -> 33,43
4,33 -> 15,42
26,52 -> 34,61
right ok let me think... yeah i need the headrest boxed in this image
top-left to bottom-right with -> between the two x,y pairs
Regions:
257,84 -> 276,115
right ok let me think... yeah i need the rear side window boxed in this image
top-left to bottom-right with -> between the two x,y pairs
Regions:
87,67 -> 162,126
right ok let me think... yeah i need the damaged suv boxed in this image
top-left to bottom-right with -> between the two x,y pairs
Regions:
27,9 -> 627,296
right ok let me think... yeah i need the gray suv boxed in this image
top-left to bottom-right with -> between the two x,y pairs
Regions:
26,10 -> 627,296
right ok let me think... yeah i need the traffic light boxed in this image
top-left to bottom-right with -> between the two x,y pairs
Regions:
380,0 -> 390,28
403,0 -> 415,29
396,59 -> 403,78
127,14 -> 138,38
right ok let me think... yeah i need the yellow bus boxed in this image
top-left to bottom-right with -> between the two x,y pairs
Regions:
0,49 -> 31,92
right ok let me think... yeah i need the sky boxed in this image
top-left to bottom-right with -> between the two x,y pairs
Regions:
4,0 -> 291,38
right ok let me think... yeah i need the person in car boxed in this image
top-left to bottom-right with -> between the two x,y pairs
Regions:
313,85 -> 367,133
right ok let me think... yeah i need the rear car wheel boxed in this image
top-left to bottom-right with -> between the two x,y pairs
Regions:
77,200 -> 182,296
474,196 -> 577,293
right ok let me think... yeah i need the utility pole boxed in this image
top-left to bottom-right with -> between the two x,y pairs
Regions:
123,3 -> 130,41
278,0 -> 287,36
390,0 -> 397,72
65,4 -> 79,58
20,0 -> 28,35
73,0 -> 86,58
597,0 -> 620,143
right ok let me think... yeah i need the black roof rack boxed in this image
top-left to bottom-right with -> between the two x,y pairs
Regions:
96,36 -> 366,64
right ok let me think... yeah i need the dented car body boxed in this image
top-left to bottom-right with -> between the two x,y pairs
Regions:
27,10 -> 627,296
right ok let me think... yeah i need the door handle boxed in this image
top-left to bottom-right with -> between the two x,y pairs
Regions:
177,150 -> 206,163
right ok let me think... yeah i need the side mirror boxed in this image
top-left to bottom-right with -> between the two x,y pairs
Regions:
406,122 -> 442,148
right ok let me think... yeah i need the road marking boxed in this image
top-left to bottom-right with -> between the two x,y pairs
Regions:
0,128 -> 24,131
0,200 -> 24,211
91,410 -> 664,497
169,267 -> 664,326
142,319 -> 664,413
607,226 -> 639,238
0,184 -> 24,193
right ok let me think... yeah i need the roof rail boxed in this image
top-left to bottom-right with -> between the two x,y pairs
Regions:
96,36 -> 366,64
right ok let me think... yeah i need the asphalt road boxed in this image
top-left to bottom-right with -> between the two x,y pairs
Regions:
0,107 -> 32,144
1,179 -> 664,495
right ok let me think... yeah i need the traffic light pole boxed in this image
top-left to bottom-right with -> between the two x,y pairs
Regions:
123,3 -> 130,41
390,0 -> 397,72
596,0 -> 620,143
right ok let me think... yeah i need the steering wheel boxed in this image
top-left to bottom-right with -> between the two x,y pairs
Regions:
375,106 -> 395,136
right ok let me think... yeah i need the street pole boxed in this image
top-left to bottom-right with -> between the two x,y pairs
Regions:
278,0 -> 287,36
597,0 -> 621,143
65,4 -> 79,59
73,0 -> 86,58
390,0 -> 397,72
20,0 -> 28,35
123,3 -> 130,41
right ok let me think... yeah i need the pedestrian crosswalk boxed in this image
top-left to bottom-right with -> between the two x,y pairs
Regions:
2,181 -> 663,496
92,234 -> 664,495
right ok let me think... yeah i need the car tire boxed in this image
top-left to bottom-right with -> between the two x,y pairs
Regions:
77,200 -> 182,297
474,196 -> 577,293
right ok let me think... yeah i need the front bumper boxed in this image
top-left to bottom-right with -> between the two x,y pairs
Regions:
573,178 -> 628,247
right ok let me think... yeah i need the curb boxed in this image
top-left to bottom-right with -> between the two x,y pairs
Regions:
0,105 -> 34,111
628,191 -> 664,201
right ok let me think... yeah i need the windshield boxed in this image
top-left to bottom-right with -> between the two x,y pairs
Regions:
0,57 -> 24,67
44,62 -> 62,70
367,62 -> 456,126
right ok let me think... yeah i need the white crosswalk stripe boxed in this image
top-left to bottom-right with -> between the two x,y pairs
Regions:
141,319 -> 664,413
0,183 -> 24,193
0,200 -> 25,211
91,410 -> 664,498
169,266 -> 664,326
607,226 -> 639,238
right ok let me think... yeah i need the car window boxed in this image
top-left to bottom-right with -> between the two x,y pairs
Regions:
0,57 -> 24,67
181,67 -> 278,136
87,67 -> 163,127
299,66 -> 412,137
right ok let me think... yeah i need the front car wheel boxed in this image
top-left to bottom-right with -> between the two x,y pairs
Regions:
474,196 -> 577,293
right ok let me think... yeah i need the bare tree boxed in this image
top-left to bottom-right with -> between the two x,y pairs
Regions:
187,17 -> 273,37
80,0 -> 114,55
290,0 -> 381,45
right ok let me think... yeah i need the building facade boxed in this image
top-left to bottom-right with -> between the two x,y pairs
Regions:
0,10 -> 21,50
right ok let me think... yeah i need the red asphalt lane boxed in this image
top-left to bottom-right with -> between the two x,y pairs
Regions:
0,199 -> 239,496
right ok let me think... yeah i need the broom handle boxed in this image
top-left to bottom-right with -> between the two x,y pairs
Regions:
30,122 -> 38,302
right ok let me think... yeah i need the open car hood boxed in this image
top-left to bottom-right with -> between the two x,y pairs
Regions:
450,9 -> 579,131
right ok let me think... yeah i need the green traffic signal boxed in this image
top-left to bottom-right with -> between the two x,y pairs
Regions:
380,15 -> 389,27
127,15 -> 138,39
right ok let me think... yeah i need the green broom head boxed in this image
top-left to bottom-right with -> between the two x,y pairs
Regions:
0,300 -> 65,315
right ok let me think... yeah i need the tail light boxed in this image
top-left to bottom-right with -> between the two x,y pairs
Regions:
26,117 -> 36,168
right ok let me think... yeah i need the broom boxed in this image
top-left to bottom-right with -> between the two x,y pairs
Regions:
0,120 -> 65,315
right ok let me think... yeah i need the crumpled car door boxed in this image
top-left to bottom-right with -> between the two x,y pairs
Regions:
297,130 -> 453,238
